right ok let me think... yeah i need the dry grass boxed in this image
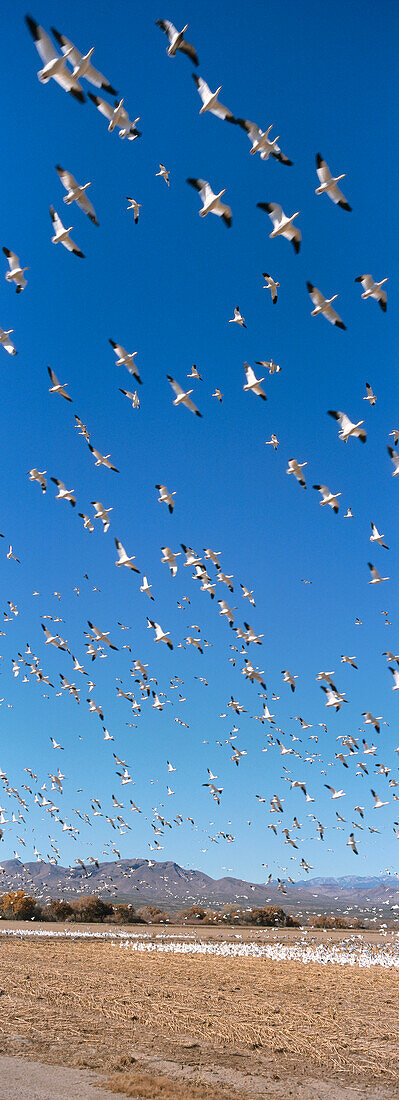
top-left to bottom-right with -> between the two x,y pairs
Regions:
0,937 -> 398,1097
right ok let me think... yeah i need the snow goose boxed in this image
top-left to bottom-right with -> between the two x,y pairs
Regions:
192,75 -> 235,120
328,410 -> 366,443
126,198 -> 141,223
363,382 -> 376,406
265,434 -> 279,450
3,249 -> 29,293
56,166 -> 98,225
161,546 -> 180,577
119,388 -> 140,409
29,469 -> 46,493
388,446 -> 399,475
286,458 -> 307,488
167,375 -> 202,416
50,207 -> 84,256
236,118 -> 292,164
389,667 -> 399,691
315,154 -> 351,210
0,328 -> 17,355
25,17 -> 85,101
114,538 -> 139,572
347,833 -> 358,854
312,484 -> 341,512
140,576 -> 154,600
147,618 -> 173,650
282,669 -> 297,692
109,340 -> 142,384
187,178 -> 232,226
370,522 -> 388,549
262,273 -> 279,304
229,306 -> 246,327
257,203 -> 301,253
368,562 -> 389,584
47,366 -> 72,401
156,20 -> 198,65
88,94 -> 141,140
88,444 -> 118,472
243,363 -> 266,400
156,484 -> 176,513
355,274 -> 387,312
78,513 -> 94,532
371,789 -> 389,809
51,478 -> 75,506
306,282 -> 346,328
156,164 -> 170,186
51,28 -> 117,94
91,501 -> 112,531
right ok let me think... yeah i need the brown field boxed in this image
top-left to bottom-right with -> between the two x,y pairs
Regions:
0,928 -> 398,1099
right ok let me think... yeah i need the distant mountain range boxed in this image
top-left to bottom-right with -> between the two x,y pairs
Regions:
0,858 -> 398,913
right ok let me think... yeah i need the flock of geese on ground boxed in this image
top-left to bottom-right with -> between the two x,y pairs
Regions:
0,14 -> 396,894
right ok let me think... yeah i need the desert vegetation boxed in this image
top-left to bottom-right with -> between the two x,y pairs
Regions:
0,891 -> 301,926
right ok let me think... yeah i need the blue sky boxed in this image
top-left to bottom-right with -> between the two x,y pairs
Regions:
0,0 -> 398,885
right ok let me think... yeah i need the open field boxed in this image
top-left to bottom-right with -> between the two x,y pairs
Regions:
0,928 -> 398,1098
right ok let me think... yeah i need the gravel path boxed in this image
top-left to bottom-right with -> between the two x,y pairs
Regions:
0,1056 -> 129,1100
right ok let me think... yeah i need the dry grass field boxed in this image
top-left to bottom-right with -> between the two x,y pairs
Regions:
0,931 -> 398,1098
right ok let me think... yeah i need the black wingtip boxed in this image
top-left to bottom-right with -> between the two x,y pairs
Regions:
335,321 -> 346,330
70,87 -> 85,104
316,153 -> 322,166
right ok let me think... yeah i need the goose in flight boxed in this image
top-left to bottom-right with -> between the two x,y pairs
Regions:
328,410 -> 366,443
389,667 -> 399,691
51,478 -> 75,506
368,562 -> 389,584
119,388 -> 140,409
79,512 -> 94,532
306,283 -> 346,328
355,274 -> 387,312
363,382 -> 376,406
313,484 -> 341,512
51,28 -> 117,94
387,446 -> 399,475
243,363 -> 266,400
156,484 -> 176,513
192,75 -> 234,120
161,546 -> 180,577
56,166 -> 98,225
167,375 -> 202,416
187,178 -> 232,227
262,273 -> 279,304
29,469 -> 47,493
126,198 -> 141,224
282,669 -> 297,692
257,203 -> 301,253
315,154 -> 351,211
212,388 -> 223,402
0,328 -> 17,355
115,538 -> 139,572
42,623 -> 67,650
7,545 -> 20,564
347,833 -> 358,854
88,94 -> 141,140
156,164 -> 170,186
156,20 -> 198,65
25,17 -> 85,101
50,207 -> 84,257
92,501 -> 112,532
236,118 -> 292,164
287,458 -> 307,488
265,434 -> 279,451
47,366 -> 72,402
88,444 -> 119,472
109,340 -> 142,384
87,621 -> 118,650
371,789 -> 389,809
370,522 -> 389,549
3,249 -> 29,293
325,785 -> 345,799
229,306 -> 246,327
147,618 -> 173,650
140,575 -> 154,600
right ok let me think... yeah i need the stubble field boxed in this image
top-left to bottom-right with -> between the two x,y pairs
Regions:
0,929 -> 398,1099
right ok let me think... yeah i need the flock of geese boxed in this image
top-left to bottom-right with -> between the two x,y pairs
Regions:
0,13 -> 395,900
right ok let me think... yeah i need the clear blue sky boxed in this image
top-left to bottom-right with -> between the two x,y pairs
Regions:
0,0 -> 398,885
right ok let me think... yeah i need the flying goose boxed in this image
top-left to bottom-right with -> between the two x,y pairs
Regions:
51,28 -> 117,94
187,178 -> 232,226
167,375 -> 202,416
192,75 -> 234,120
91,501 -> 112,531
156,164 -> 170,185
25,17 -> 85,101
388,446 -> 399,475
50,207 -> 84,256
88,444 -> 118,472
315,154 -> 351,210
156,20 -> 198,65
306,282 -> 346,328
115,538 -> 139,572
229,305 -> 246,327
3,248 -> 29,292
257,203 -> 301,253
328,410 -> 366,443
140,576 -> 154,600
126,198 -> 141,223
363,382 -> 376,405
156,484 -> 176,512
119,388 -> 140,409
147,618 -> 173,649
236,118 -> 292,164
265,434 -> 279,451
47,366 -> 72,401
312,484 -> 341,512
0,327 -> 17,355
370,522 -> 388,549
287,458 -> 307,488
243,363 -> 266,400
29,469 -> 47,493
161,546 -> 180,577
51,478 -> 75,506
109,340 -> 142,383
355,274 -> 387,312
368,562 -> 389,584
262,273 -> 279,304
88,94 -> 141,140
56,166 -> 98,225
